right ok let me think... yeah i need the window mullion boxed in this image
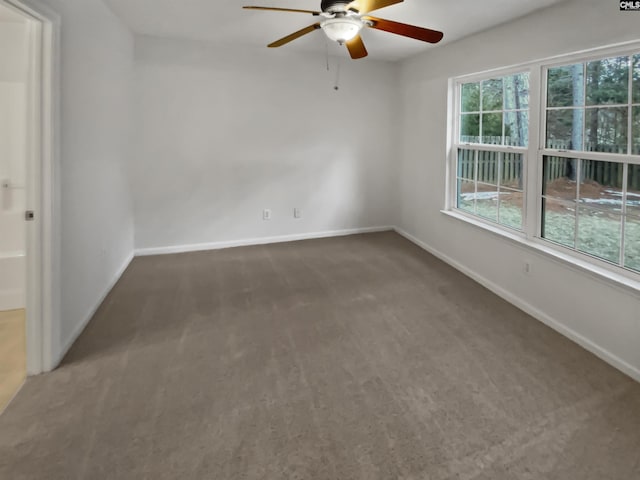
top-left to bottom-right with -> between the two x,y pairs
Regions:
581,63 -> 587,151
526,66 -> 542,239
448,81 -> 461,211
574,159 -> 582,253
628,56 -> 634,156
621,163 -> 629,267
473,150 -> 479,214
479,81 -> 484,144
497,152 -> 502,223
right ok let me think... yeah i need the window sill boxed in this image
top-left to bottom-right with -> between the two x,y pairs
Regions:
441,209 -> 640,297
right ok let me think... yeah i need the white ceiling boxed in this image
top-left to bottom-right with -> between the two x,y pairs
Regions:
105,0 -> 568,61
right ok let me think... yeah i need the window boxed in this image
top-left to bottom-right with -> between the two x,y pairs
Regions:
450,45 -> 640,280
545,56 -> 636,153
455,73 -> 530,231
542,54 -> 640,273
459,73 -> 530,147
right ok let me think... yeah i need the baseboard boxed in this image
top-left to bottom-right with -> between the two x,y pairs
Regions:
134,226 -> 395,257
394,227 -> 640,384
57,251 -> 134,366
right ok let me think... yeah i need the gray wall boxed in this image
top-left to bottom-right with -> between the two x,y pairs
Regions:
396,0 -> 640,380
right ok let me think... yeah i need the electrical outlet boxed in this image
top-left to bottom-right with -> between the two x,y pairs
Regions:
294,208 -> 302,219
263,209 -> 272,221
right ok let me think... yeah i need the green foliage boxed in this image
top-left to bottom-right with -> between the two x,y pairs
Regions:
460,74 -> 529,145
547,56 -> 635,153
482,113 -> 503,138
461,83 -> 480,112
585,107 -> 627,151
482,79 -> 503,111
586,56 -> 629,106
460,113 -> 479,137
548,64 -> 584,107
634,54 -> 640,104
634,107 -> 640,154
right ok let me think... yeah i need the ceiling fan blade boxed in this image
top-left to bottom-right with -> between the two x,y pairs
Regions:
268,23 -> 321,48
347,0 -> 402,14
243,6 -> 321,15
346,35 -> 368,59
363,16 -> 443,43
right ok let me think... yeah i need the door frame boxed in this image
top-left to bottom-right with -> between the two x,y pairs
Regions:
1,0 -> 60,374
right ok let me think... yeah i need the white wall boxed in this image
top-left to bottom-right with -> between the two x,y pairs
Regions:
0,17 -> 28,311
37,0 -> 135,360
0,20 -> 28,227
132,36 -> 398,252
19,0 -> 640,382
397,0 -> 640,380
0,83 -> 27,216
0,19 -> 28,81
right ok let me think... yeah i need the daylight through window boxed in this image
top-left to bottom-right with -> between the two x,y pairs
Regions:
456,73 -> 530,231
542,54 -> 640,272
451,46 -> 640,278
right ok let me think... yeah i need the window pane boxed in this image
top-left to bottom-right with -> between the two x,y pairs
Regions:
457,179 -> 475,213
633,106 -> 640,155
477,150 -> 499,185
586,56 -> 629,106
547,64 -> 584,107
504,73 -> 529,110
634,54 -> 640,104
455,73 -> 529,232
579,160 -> 624,214
482,78 -> 503,111
460,114 -> 480,142
457,149 -> 475,180
543,156 -> 578,200
461,82 -> 480,112
628,164 -> 640,217
499,189 -> 523,230
501,153 -> 523,190
577,207 -> 621,264
546,108 -> 584,150
542,198 -> 576,248
584,107 -> 628,154
504,111 -> 529,146
482,113 -> 503,143
476,183 -> 498,221
625,215 -> 640,272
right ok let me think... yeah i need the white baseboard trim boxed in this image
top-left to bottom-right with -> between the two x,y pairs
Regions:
134,226 -> 395,257
394,227 -> 640,384
57,252 -> 134,366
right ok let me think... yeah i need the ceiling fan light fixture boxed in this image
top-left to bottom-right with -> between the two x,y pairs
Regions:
321,17 -> 363,44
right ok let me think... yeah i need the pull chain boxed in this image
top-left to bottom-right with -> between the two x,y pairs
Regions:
325,38 -> 330,72
323,39 -> 342,92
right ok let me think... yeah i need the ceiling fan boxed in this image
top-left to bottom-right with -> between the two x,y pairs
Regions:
243,0 -> 443,60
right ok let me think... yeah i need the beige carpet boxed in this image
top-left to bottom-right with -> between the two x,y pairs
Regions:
1,232 -> 639,479
0,309 -> 26,413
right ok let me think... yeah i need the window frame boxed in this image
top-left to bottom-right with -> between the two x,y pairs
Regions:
450,66 -> 534,236
447,40 -> 640,287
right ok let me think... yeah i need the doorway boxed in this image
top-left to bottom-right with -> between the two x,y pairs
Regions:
0,0 -> 56,412
0,1 -> 31,411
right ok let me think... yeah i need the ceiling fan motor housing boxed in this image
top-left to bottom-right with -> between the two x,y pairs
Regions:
321,0 -> 352,13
